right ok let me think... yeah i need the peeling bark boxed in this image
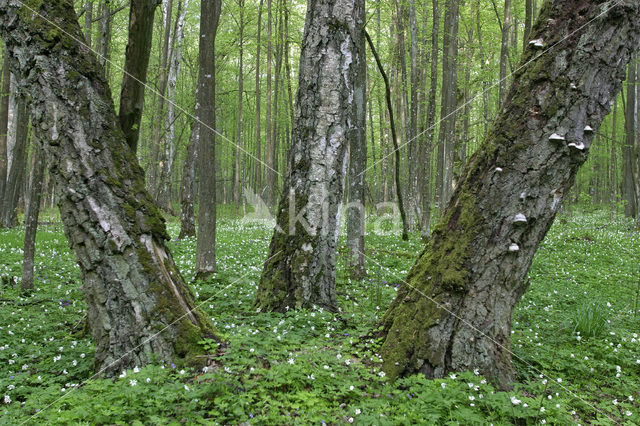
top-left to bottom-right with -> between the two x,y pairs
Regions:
255,0 -> 365,312
0,0 -> 219,375
379,0 -> 640,389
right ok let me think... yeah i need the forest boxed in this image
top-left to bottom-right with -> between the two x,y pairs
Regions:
0,0 -> 639,423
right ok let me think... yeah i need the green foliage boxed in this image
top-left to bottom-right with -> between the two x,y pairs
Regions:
569,299 -> 609,339
1,211 -> 639,424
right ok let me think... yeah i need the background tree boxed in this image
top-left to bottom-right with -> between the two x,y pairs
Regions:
194,0 -> 222,280
255,0 -> 366,312
118,0 -> 160,153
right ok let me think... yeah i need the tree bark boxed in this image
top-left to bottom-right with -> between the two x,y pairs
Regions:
255,0 -> 365,312
195,0 -> 222,280
0,0 -> 220,375
96,0 -> 112,75
264,0 -> 275,207
1,94 -> 28,227
379,0 -> 640,389
234,0 -> 245,211
523,0 -> 533,52
21,144 -> 45,293
118,0 -> 159,154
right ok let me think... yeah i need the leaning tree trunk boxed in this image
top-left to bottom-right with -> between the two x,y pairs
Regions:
0,0 -> 219,375
254,0 -> 365,312
118,0 -> 159,153
379,0 -> 640,389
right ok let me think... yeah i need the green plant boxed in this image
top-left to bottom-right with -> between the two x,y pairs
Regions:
569,299 -> 608,339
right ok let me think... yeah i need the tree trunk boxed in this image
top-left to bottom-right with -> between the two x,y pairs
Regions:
499,0 -> 511,107
195,0 -> 222,280
234,0 -> 245,211
623,55 -> 637,217
149,0 -> 174,197
610,99 -> 618,219
523,0 -> 533,52
379,0 -> 640,389
84,0 -> 93,48
264,0 -> 275,207
157,0 -> 189,212
178,119 -> 198,239
96,0 -> 112,76
255,0 -> 264,201
0,52 -> 9,210
118,0 -> 159,153
254,0 -> 365,312
346,24 -> 367,280
1,94 -> 28,228
0,0 -> 220,375
21,145 -> 45,293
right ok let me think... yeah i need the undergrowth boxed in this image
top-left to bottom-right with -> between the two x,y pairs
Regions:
0,210 -> 639,424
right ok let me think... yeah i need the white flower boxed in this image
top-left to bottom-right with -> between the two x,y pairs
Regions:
613,399 -> 618,405
355,408 -> 361,415
129,379 -> 137,387
3,395 -> 10,404
133,366 -> 140,373
179,369 -> 185,375
349,385 -> 354,391
556,378 -> 562,383
441,383 -> 446,389
348,417 -> 354,423
626,411 -> 632,417
449,374 -> 457,380
510,396 -> 522,405
378,371 -> 386,378
146,378 -> 151,383
288,358 -> 295,365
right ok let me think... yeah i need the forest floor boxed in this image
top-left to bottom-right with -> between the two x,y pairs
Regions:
0,208 -> 639,425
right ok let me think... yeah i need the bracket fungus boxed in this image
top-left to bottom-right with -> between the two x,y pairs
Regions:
508,243 -> 520,252
529,38 -> 544,48
549,133 -> 566,142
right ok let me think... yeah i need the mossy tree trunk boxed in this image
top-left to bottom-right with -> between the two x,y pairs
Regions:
379,0 -> 640,389
1,94 -> 29,228
0,0 -> 219,375
254,0 -> 366,312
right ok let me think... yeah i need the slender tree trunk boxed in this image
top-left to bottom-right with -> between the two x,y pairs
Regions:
158,0 -> 189,212
523,0 -> 533,52
499,0 -> 511,107
195,0 -> 222,280
265,0 -> 275,207
379,0 -> 640,389
407,0 -> 419,228
366,32 -> 409,241
84,0 -> 93,48
255,0 -> 365,312
149,0 -> 174,197
96,0 -> 112,76
0,52 -> 9,210
610,99 -> 618,219
118,0 -> 159,153
255,0 -> 264,200
234,0 -> 245,211
178,119 -> 198,239
1,95 -> 29,227
21,145 -> 45,293
420,0 -> 439,240
1,0 -> 220,375
347,20 -> 367,280
623,55 -> 637,217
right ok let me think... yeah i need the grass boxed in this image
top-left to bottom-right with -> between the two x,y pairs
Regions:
0,209 -> 639,424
